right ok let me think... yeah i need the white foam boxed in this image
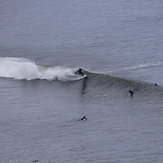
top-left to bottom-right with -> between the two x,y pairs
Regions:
0,57 -> 82,81
108,61 -> 163,74
123,61 -> 163,71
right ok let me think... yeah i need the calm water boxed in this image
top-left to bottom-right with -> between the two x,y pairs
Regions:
0,0 -> 163,163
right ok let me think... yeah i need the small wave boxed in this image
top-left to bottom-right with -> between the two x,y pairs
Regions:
123,61 -> 163,71
83,70 -> 163,99
0,57 -> 82,81
108,61 -> 163,74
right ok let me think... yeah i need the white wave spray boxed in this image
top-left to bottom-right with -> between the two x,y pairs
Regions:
109,61 -> 163,74
122,61 -> 163,71
0,57 -> 82,81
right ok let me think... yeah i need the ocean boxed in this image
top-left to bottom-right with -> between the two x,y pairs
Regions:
0,0 -> 163,163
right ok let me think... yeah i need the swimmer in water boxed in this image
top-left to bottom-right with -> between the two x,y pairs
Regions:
80,116 -> 87,121
129,90 -> 134,97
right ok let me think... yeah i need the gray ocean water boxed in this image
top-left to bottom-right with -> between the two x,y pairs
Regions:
1,0 -> 163,163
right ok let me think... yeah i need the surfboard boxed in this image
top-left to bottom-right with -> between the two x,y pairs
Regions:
81,75 -> 87,79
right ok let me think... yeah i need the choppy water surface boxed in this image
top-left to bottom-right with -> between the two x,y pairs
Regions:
0,0 -> 163,163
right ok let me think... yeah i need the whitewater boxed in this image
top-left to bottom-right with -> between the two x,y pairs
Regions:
0,57 -> 83,81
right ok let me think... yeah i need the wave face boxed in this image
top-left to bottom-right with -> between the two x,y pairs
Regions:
0,57 -> 163,97
0,57 -> 82,81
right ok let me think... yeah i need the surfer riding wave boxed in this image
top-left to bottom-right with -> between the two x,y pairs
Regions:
75,68 -> 84,76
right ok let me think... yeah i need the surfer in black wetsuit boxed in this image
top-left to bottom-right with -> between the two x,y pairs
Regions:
129,90 -> 134,98
76,68 -> 84,76
80,116 -> 87,121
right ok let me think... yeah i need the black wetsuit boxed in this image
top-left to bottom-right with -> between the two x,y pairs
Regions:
77,68 -> 84,76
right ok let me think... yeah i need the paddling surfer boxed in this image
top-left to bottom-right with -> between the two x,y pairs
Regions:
129,90 -> 134,98
79,116 -> 87,121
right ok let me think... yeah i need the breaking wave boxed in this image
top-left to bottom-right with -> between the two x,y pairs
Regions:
0,57 -> 83,81
0,57 -> 163,95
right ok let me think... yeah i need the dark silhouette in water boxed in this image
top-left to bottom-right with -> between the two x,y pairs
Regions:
80,116 -> 87,121
155,83 -> 158,86
32,160 -> 39,162
129,90 -> 134,98
76,68 -> 84,76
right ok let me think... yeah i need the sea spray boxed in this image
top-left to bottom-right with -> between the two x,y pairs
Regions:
0,57 -> 82,81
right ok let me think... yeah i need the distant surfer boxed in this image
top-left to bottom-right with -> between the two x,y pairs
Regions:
79,116 -> 87,121
76,68 -> 84,76
129,90 -> 134,97
32,160 -> 39,162
155,83 -> 158,86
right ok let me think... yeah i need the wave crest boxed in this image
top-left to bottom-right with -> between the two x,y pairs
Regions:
0,57 -> 82,81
